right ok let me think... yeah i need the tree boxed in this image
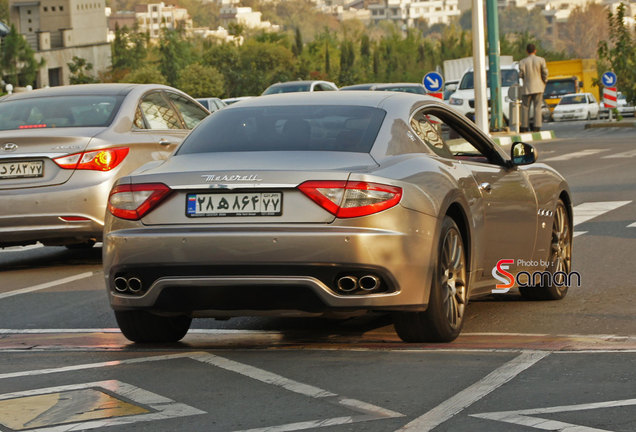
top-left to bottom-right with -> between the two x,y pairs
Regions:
338,39 -> 356,85
559,3 -> 609,58
68,56 -> 98,84
158,29 -> 193,87
598,2 -> 636,104
123,64 -> 167,85
176,63 -> 224,97
292,27 -> 303,57
0,25 -> 44,86
110,24 -> 148,81
498,6 -> 548,40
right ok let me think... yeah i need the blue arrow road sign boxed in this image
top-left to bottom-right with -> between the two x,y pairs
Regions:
602,71 -> 617,87
423,72 -> 444,92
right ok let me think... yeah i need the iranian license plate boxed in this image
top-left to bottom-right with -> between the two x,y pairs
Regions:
186,192 -> 283,217
0,160 -> 44,179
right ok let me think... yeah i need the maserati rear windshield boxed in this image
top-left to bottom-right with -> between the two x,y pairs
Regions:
0,95 -> 124,130
178,105 -> 386,154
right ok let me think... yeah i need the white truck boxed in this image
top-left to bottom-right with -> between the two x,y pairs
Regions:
447,62 -> 519,123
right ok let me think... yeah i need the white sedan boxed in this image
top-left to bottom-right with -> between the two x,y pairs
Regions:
552,93 -> 600,121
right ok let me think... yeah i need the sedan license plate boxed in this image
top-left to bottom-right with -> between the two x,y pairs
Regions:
0,160 -> 44,179
186,192 -> 283,217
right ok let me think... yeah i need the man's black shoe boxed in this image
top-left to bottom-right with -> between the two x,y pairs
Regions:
532,127 -> 541,132
520,127 -> 529,132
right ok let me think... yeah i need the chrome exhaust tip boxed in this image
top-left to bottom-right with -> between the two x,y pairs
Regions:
114,277 -> 129,293
337,276 -> 358,292
359,275 -> 380,291
127,277 -> 143,293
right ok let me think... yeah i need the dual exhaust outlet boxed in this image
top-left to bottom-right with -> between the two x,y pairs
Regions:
114,276 -> 143,294
337,275 -> 381,293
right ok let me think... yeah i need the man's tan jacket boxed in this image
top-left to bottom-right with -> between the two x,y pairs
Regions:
519,54 -> 548,95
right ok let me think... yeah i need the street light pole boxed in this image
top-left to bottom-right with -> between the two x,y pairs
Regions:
471,0 -> 488,134
486,0 -> 503,131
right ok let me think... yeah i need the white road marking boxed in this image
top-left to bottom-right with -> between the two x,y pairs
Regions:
0,352 -> 404,432
0,272 -> 97,300
0,243 -> 44,253
471,398 -> 636,431
543,149 -> 608,162
572,201 -> 631,226
574,231 -> 588,237
628,222 -> 636,228
602,149 -> 636,159
0,380 -> 205,432
394,351 -> 550,431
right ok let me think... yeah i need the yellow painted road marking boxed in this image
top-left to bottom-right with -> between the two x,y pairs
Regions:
0,388 -> 148,430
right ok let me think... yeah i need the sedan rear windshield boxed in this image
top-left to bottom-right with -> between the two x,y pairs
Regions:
0,95 -> 124,130
178,105 -> 386,154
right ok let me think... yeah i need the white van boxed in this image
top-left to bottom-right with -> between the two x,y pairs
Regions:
448,64 -> 520,122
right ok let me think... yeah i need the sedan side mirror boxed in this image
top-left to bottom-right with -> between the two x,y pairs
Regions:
511,142 -> 537,165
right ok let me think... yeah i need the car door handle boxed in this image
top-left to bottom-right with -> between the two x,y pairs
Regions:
479,182 -> 492,193
158,138 -> 170,146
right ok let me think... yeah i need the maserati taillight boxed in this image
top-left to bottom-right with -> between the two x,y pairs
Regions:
108,183 -> 171,220
298,180 -> 402,218
53,147 -> 129,171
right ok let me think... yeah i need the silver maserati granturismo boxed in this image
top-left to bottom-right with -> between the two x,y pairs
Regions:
103,91 -> 573,343
0,84 -> 209,248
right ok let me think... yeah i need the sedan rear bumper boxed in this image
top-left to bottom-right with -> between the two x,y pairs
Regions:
104,218 -> 440,314
0,172 -> 114,246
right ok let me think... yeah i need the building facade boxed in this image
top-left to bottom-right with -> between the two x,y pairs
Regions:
134,2 -> 193,38
9,0 -> 111,87
368,0 -> 461,28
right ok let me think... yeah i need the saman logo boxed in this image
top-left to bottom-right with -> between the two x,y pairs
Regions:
492,259 -> 581,293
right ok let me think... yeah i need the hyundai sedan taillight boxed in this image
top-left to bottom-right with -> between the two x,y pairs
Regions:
108,183 -> 172,220
53,147 -> 129,171
298,180 -> 402,218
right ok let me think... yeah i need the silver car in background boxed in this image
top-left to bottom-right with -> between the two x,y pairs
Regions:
0,84 -> 208,248
103,92 -> 572,344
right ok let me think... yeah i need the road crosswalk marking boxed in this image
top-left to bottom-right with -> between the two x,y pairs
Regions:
602,149 -> 636,159
471,398 -> 636,431
543,149 -> 608,162
572,201 -> 631,226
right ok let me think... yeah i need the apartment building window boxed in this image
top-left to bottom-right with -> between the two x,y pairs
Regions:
60,5 -> 63,11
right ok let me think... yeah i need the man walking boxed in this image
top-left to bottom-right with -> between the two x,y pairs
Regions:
519,43 -> 548,132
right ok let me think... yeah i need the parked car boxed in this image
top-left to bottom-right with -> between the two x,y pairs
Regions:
599,92 -> 635,119
222,96 -> 254,105
103,91 -> 572,344
196,97 -> 226,113
262,80 -> 338,95
339,83 -> 377,91
448,65 -> 520,122
0,83 -> 209,248
443,80 -> 459,101
552,92 -> 599,121
340,83 -> 427,95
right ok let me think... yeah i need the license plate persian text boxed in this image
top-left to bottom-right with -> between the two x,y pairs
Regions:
0,160 -> 44,179
187,192 -> 282,217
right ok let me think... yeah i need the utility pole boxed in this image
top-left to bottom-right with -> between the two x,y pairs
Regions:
472,0 -> 488,133
486,0 -> 503,131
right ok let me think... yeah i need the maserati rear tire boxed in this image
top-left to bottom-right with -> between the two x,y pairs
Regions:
394,216 -> 467,342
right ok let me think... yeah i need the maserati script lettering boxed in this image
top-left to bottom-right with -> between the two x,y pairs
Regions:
201,174 -> 262,182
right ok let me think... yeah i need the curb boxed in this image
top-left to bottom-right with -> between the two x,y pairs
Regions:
492,130 -> 555,146
584,121 -> 636,129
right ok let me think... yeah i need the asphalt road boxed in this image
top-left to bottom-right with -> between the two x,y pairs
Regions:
0,121 -> 634,432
